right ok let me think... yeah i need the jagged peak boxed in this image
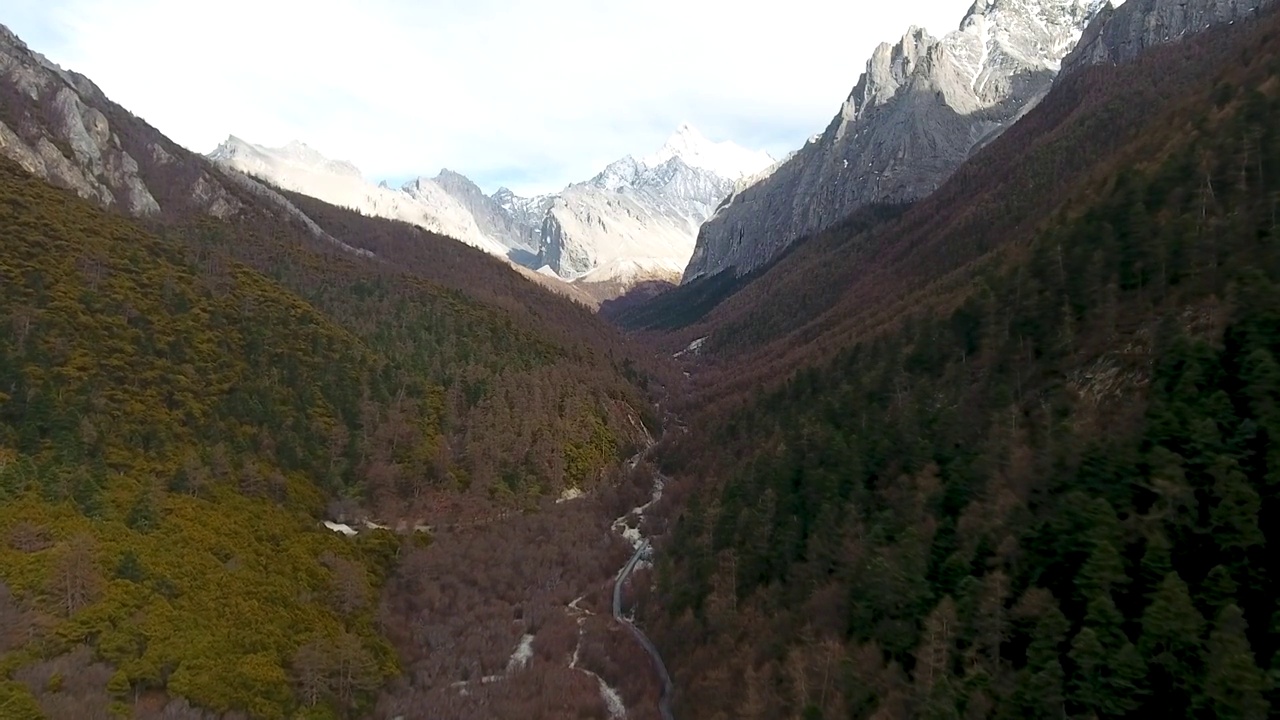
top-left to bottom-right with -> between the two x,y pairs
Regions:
843,0 -> 1109,121
642,123 -> 773,181
0,23 -> 28,50
434,168 -> 482,190
209,135 -> 363,179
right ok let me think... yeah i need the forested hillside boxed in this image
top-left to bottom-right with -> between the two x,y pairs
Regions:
161,183 -> 659,517
0,160 -> 407,718
646,10 -> 1280,720
625,4 -> 1280,411
0,119 -> 658,716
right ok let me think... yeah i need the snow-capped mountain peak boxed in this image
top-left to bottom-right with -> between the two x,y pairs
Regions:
686,0 -> 1113,284
536,124 -> 775,287
210,126 -> 772,300
641,123 -> 774,180
208,136 -> 520,260
591,155 -> 643,192
210,136 -> 363,179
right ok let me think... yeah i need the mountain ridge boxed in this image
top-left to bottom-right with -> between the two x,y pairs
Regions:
209,126 -> 771,297
643,4 -> 1280,718
681,0 -> 1109,284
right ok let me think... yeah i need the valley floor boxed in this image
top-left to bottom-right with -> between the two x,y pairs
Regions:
372,446 -> 674,720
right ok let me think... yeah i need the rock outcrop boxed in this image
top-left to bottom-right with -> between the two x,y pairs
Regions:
0,21 -> 351,258
1062,0 -> 1275,73
0,25 -> 160,215
538,124 -> 773,286
434,169 -> 540,256
683,0 -> 1108,283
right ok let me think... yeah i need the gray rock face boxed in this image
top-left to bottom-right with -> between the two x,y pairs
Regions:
683,0 -> 1108,283
535,155 -> 737,282
0,25 -> 161,216
533,123 -> 773,286
1062,0 -> 1275,73
0,22 -> 374,261
492,186 -> 553,239
435,170 -> 539,253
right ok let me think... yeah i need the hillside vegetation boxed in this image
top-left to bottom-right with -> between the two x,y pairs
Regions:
154,181 -> 658,517
0,126 -> 656,716
647,11 -> 1280,720
0,160 -> 405,718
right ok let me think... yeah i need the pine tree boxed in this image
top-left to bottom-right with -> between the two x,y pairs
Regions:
1138,532 -> 1173,598
1203,605 -> 1269,720
1008,590 -> 1068,720
1208,456 -> 1264,554
1069,627 -> 1107,714
1201,565 -> 1239,616
1083,591 -> 1127,651
1069,626 -> 1146,717
1139,572 -> 1205,717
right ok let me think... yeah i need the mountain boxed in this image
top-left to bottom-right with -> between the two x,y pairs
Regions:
682,0 -> 1108,283
1063,0 -> 1274,71
0,21 -> 664,718
211,125 -> 770,299
0,25 -> 160,216
637,2 -> 1280,719
208,136 -> 533,260
434,169 -> 544,264
539,124 -> 774,289
0,25 -> 384,264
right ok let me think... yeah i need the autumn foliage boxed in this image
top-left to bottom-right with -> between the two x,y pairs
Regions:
640,10 -> 1280,720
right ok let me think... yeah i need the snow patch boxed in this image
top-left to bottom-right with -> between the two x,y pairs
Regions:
209,136 -> 517,260
642,122 -> 775,180
557,487 -> 585,503
574,257 -> 686,285
322,519 -> 429,536
673,336 -> 707,358
598,679 -> 626,718
506,634 -> 535,673
322,521 -> 357,536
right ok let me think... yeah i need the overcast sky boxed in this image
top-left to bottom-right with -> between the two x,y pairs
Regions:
6,0 -> 966,195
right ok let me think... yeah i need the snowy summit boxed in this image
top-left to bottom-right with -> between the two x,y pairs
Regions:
209,124 -> 772,297
642,123 -> 775,180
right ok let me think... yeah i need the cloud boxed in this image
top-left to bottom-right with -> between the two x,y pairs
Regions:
7,0 -> 968,195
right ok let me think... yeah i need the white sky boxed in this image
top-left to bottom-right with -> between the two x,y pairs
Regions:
6,0 -> 967,195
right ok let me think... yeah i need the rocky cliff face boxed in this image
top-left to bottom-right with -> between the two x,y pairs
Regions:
0,22 -> 365,259
1062,0 -> 1275,73
434,169 -> 540,255
683,0 -> 1108,283
0,24 -> 161,216
538,124 -> 772,286
211,124 -> 770,297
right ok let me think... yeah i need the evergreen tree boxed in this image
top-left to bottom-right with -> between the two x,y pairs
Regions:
1203,605 -> 1270,720
1079,539 -> 1126,597
1069,627 -> 1108,714
1208,456 -> 1264,554
1139,573 -> 1205,717
1008,590 -> 1068,720
1068,626 -> 1146,718
1137,532 -> 1173,598
1201,565 -> 1240,616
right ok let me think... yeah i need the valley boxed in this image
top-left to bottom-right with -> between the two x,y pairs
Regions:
3,0 -> 1280,717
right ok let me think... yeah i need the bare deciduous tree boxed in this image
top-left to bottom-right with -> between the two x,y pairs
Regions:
47,534 -> 102,616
